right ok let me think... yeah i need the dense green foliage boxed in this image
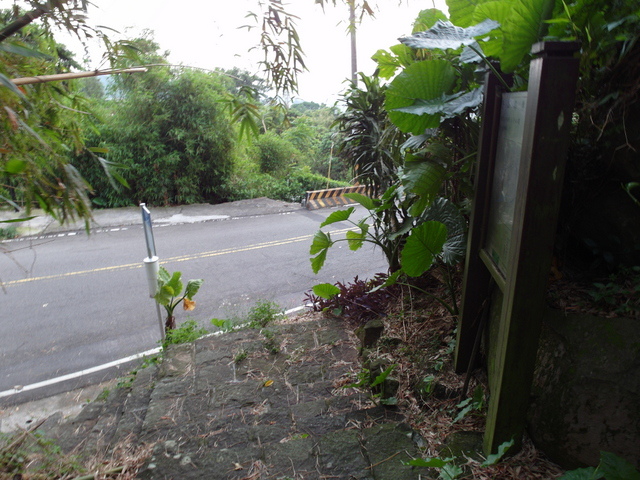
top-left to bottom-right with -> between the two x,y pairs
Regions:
2,11 -> 348,218
324,0 -> 639,273
333,74 -> 405,195
63,35 -> 347,208
310,0 -> 640,320
0,3 -> 143,223
226,166 -> 348,204
75,68 -> 239,207
255,131 -> 299,174
0,14 -> 93,223
387,0 -> 640,271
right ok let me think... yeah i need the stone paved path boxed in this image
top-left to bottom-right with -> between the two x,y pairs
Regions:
43,315 -> 431,479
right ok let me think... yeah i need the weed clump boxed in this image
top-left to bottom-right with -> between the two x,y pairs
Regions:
305,274 -> 399,326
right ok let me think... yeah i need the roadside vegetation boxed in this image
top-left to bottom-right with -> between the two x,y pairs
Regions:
0,17 -> 350,223
305,0 -> 639,476
1,0 -> 638,478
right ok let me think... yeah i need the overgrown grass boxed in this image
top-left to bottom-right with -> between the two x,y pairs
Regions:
0,424 -> 150,479
1,427 -> 84,478
247,300 -> 284,328
162,319 -> 208,349
0,225 -> 18,240
212,299 -> 285,332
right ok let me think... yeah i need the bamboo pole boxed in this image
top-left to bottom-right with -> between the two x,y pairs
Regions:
11,67 -> 147,85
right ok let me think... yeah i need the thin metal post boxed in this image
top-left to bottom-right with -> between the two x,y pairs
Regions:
140,203 -> 165,340
141,203 -> 157,258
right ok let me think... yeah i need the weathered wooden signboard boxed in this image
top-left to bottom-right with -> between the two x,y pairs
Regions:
484,92 -> 527,278
454,42 -> 580,454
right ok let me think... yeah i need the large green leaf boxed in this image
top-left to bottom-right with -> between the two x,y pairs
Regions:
310,230 -> 334,274
311,249 -> 328,274
157,266 -> 171,284
372,48 -> 404,79
154,284 -> 174,306
346,229 -> 366,251
473,1 -> 512,57
598,451 -> 640,480
401,221 -> 448,277
184,278 -> 203,299
392,88 -> 483,118
343,192 -> 377,210
310,230 -> 333,255
419,197 -> 467,265
460,42 -> 483,63
312,283 -> 340,300
447,0 -> 485,27
401,130 -> 437,150
320,207 -> 355,227
401,160 -> 447,215
500,0 -> 556,72
399,19 -> 500,50
558,467 -> 598,480
166,271 -> 183,298
412,8 -> 449,33
385,59 -> 456,135
473,0 -> 512,24
372,44 -> 416,80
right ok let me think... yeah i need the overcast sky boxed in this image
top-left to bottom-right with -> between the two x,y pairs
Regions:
56,0 -> 448,105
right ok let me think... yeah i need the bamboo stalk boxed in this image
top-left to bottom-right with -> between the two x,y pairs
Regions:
11,68 -> 147,86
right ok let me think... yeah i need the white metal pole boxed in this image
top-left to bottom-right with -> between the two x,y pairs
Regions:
141,203 -> 165,340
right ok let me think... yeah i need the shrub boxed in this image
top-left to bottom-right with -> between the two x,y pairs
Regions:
304,274 -> 399,326
225,167 -> 349,203
254,131 -> 300,174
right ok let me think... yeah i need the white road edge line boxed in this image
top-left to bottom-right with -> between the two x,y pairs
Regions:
284,305 -> 308,315
0,347 -> 162,399
0,305 -> 312,399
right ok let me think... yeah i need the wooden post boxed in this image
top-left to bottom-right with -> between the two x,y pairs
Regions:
483,42 -> 580,453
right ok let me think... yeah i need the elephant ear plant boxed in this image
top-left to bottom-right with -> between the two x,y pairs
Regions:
154,266 -> 204,333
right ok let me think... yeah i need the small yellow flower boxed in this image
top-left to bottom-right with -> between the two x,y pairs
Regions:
183,298 -> 196,311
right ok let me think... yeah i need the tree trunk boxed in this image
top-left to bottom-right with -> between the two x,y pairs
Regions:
0,7 -> 47,44
348,0 -> 357,84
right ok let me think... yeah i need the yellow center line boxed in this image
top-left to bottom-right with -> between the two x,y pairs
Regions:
2,228 -> 352,287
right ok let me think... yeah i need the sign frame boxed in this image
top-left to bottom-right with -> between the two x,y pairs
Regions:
454,42 -> 580,453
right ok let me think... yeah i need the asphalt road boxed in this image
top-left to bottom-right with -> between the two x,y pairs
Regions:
0,205 -> 388,398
